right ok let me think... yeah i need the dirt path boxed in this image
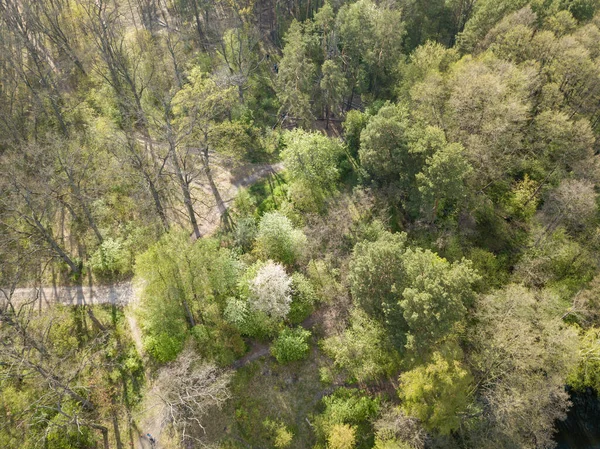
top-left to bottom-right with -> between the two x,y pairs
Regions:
192,160 -> 283,236
4,158 -> 288,449
231,342 -> 271,369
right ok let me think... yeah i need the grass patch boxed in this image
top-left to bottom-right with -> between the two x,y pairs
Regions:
200,345 -> 329,448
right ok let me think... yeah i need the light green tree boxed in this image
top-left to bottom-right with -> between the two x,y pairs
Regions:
281,129 -> 344,211
254,212 -> 307,266
348,231 -> 409,346
327,423 -> 356,449
135,232 -> 241,362
322,308 -> 400,382
271,327 -> 312,363
400,249 -> 479,355
399,349 -> 473,435
469,285 -> 579,447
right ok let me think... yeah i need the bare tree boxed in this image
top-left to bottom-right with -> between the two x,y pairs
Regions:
154,348 -> 232,443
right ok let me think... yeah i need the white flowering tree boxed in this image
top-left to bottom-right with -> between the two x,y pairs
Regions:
249,261 -> 292,319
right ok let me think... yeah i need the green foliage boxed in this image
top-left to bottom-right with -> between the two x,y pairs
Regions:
373,438 -> 411,449
348,231 -> 408,323
359,103 -> 411,181
399,349 -> 473,435
281,130 -> 344,211
322,308 -> 400,382
89,237 -> 130,278
327,423 -> 356,449
316,388 -> 380,449
336,0 -> 405,96
234,216 -> 258,251
254,212 -> 307,265
320,60 -> 348,120
343,110 -> 370,157
349,231 -> 479,354
264,419 -> 294,448
568,327 -> 600,392
515,227 -> 596,294
135,232 -> 242,362
414,129 -> 472,221
400,248 -> 480,354
469,285 -> 579,447
271,327 -> 311,363
288,272 -> 318,324
458,0 -> 529,52
276,20 -> 316,128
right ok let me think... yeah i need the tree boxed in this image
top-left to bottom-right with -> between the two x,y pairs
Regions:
349,232 -> 479,355
316,388 -> 380,447
249,261 -> 293,319
399,248 -> 479,355
444,55 -> 530,189
0,141 -> 83,277
359,103 -> 412,182
216,25 -> 264,102
348,231 -> 408,341
373,407 -> 426,449
171,69 -> 240,233
468,285 -> 579,447
254,212 -> 307,266
320,60 -> 348,128
415,136 -> 472,222
322,308 -> 400,382
399,349 -> 473,435
135,232 -> 241,362
281,130 -> 344,211
541,179 -> 597,235
327,424 -> 356,449
276,20 -> 315,128
155,348 -> 232,443
336,0 -> 405,98
568,327 -> 600,393
457,0 -> 528,52
0,287 -> 127,449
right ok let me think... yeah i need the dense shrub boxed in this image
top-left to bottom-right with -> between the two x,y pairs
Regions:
254,211 -> 307,265
270,327 -> 311,363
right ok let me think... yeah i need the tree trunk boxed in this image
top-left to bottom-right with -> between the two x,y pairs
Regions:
200,147 -> 232,231
112,410 -> 124,449
165,112 -> 201,239
182,299 -> 196,328
28,211 -> 80,275
191,0 -> 208,50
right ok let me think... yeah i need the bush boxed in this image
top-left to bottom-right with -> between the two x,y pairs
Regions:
249,261 -> 292,319
255,211 -> 307,265
89,237 -> 130,278
264,419 -> 294,448
224,297 -> 280,339
327,424 -> 356,449
322,308 -> 400,383
316,388 -> 380,448
234,216 -> 258,251
281,129 -> 344,212
288,272 -> 318,324
270,327 -> 311,363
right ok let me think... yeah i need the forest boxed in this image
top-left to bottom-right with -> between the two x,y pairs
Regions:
2,0 -> 600,448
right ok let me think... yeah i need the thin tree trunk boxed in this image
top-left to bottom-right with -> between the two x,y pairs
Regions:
112,409 -> 124,449
28,212 -> 80,275
200,147 -> 232,231
164,108 -> 201,239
